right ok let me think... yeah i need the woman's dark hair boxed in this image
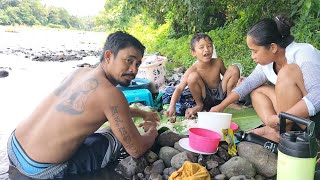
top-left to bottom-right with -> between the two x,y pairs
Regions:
190,32 -> 213,51
100,31 -> 145,62
247,15 -> 294,48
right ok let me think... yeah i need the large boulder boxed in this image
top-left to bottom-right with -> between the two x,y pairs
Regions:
219,156 -> 256,179
237,142 -> 277,177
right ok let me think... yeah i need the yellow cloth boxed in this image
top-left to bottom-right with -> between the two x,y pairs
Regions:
169,161 -> 210,180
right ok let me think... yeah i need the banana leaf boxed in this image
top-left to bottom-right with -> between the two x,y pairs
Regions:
101,107 -> 263,134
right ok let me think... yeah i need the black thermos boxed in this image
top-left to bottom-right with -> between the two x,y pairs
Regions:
235,131 -> 278,154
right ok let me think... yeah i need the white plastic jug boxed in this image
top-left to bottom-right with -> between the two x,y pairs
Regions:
197,112 -> 232,137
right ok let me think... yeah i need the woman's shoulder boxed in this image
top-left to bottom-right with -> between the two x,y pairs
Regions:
287,42 -> 318,53
286,42 -> 320,63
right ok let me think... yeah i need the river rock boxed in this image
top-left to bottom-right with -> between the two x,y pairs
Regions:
150,159 -> 165,174
206,154 -> 225,165
0,70 -> 9,78
206,160 -> 219,169
219,156 -> 256,179
237,142 -> 277,177
158,146 -> 180,167
146,151 -> 158,163
217,147 -> 231,161
230,175 -> 255,180
163,167 -> 177,176
170,151 -> 197,169
214,174 -> 227,180
157,130 -> 184,147
173,141 -> 184,152
148,173 -> 162,180
209,167 -> 221,177
116,156 -> 148,179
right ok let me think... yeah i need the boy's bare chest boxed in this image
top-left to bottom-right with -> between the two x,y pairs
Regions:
197,67 -> 221,88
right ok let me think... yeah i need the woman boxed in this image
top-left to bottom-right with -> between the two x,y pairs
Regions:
210,15 -> 320,142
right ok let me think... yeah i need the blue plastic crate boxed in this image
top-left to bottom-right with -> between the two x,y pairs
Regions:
122,89 -> 154,107
117,78 -> 150,91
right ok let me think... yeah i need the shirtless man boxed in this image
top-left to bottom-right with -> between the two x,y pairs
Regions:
7,31 -> 159,179
165,33 -> 240,118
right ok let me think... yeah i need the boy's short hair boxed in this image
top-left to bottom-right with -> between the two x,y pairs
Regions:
100,31 -> 145,62
190,33 -> 213,51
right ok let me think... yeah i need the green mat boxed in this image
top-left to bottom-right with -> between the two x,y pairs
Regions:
101,107 -> 263,134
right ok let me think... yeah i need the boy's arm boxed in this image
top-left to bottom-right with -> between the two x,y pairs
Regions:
166,69 -> 191,116
169,69 -> 190,105
218,58 -> 227,76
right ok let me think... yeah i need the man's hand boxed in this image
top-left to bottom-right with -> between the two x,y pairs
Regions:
138,121 -> 158,133
210,104 -> 224,112
143,111 -> 160,123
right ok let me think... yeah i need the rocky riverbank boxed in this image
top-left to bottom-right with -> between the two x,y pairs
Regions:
0,27 -> 106,78
114,129 -> 277,180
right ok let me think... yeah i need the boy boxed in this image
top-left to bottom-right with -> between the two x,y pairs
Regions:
165,33 -> 240,118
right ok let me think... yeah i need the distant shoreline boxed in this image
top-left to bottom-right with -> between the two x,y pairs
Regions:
0,26 -> 107,62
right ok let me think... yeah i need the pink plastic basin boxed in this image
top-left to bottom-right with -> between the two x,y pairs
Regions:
230,122 -> 239,131
189,128 -> 222,153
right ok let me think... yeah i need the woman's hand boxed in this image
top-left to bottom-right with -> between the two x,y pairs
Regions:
237,76 -> 245,86
210,104 -> 225,112
267,114 -> 280,130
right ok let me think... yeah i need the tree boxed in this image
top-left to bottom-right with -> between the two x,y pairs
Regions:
0,9 -> 10,24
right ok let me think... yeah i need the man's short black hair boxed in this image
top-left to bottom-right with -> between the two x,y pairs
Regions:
100,31 -> 145,62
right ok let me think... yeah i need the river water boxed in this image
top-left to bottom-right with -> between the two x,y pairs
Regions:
0,27 -> 125,179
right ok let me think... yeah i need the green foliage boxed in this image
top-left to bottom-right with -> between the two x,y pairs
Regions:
47,23 -> 64,29
94,0 -> 135,31
95,0 -> 302,75
96,0 -> 228,37
0,9 -> 10,24
47,6 -> 72,28
291,0 -> 320,20
0,0 -> 96,31
293,16 -> 320,49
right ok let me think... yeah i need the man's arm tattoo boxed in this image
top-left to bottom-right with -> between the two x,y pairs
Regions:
111,106 -> 138,153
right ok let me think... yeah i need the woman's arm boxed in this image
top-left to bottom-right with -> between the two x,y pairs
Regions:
296,62 -> 320,116
233,65 -> 268,99
211,65 -> 268,112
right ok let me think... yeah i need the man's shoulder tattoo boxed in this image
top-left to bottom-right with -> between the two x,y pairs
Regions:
55,77 -> 99,115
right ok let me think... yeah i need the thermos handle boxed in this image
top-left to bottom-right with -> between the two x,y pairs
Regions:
278,112 -> 315,138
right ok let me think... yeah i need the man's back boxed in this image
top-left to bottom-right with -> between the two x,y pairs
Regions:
15,67 -> 112,163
